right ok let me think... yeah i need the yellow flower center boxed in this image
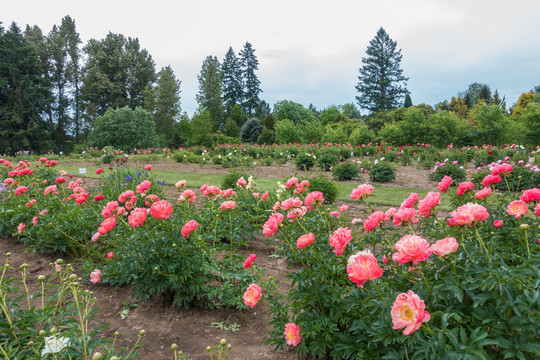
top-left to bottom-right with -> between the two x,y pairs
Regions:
401,306 -> 414,321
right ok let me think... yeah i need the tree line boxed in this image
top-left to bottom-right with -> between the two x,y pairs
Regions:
1,19 -> 539,155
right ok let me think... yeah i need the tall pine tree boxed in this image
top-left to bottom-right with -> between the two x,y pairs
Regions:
0,23 -> 51,154
196,56 -> 224,131
239,42 -> 262,115
356,27 -> 409,112
143,65 -> 181,145
222,47 -> 243,114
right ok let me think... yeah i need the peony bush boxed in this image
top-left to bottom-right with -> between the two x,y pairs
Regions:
1,156 -> 539,359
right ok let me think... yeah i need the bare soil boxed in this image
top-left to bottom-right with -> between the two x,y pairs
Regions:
1,160 -> 439,359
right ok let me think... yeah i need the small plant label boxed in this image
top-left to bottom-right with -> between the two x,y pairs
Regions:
79,168 -> 86,174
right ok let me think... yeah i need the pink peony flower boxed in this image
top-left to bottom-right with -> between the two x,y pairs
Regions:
178,190 -> 196,203
136,180 -> 152,194
284,323 -> 301,346
98,217 -> 116,234
107,252 -> 115,258
261,191 -> 269,201
363,211 -> 386,232
296,233 -> 315,249
101,201 -> 119,218
456,182 -> 474,196
32,216 -> 39,226
493,220 -> 502,228
507,200 -> 528,219
145,194 -> 160,206
243,254 -> 256,269
14,186 -> 28,196
262,213 -> 284,237
243,283 -> 262,308
221,188 -> 237,199
347,250 -> 383,287
94,195 -> 105,201
144,165 -> 153,171
118,190 -> 135,203
181,220 -> 199,238
287,206 -> 307,222
431,237 -> 459,256
252,192 -> 260,198
285,177 -> 299,189
474,187 -> 492,200
128,208 -> 147,227
481,174 -> 502,187
384,208 -> 397,221
237,177 -> 247,186
96,168 -> 104,174
392,235 -> 432,265
221,201 -> 237,210
391,290 -> 430,335
417,192 -> 440,217
520,188 -> 540,203
304,191 -> 324,210
91,232 -> 101,242
339,205 -> 349,212
329,227 -> 352,256
392,208 -> 419,227
17,223 -> 25,233
535,204 -> 540,217
400,193 -> 420,209
175,180 -> 187,188
280,197 -> 303,211
491,163 -> 512,176
448,203 -> 489,227
90,269 -> 101,284
55,177 -> 66,184
350,184 -> 374,200
330,211 -> 341,218
150,200 -> 173,220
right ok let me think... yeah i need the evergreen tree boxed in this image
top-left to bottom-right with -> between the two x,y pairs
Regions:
449,96 -> 469,120
222,47 -> 243,113
196,55 -> 224,131
491,89 -> 506,111
404,94 -> 413,108
478,84 -> 492,104
81,33 -> 156,122
356,27 -> 409,112
61,16 -> 83,142
0,23 -> 51,154
239,42 -> 262,115
144,66 -> 181,145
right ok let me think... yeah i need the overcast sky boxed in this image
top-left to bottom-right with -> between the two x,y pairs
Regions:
3,0 -> 540,115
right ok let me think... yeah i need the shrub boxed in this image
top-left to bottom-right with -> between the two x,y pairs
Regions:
275,119 -> 302,144
428,163 -> 467,183
101,153 -> 115,164
308,175 -> 338,204
257,128 -> 275,144
221,170 -> 249,190
317,152 -> 340,171
332,162 -> 359,180
240,118 -> 263,143
348,125 -> 377,146
87,107 -> 159,150
369,162 -> 396,182
295,153 -> 316,171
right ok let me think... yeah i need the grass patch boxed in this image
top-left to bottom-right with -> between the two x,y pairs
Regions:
58,163 -> 450,210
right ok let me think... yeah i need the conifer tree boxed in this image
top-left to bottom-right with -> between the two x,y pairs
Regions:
196,56 -> 224,131
222,47 -> 243,113
239,42 -> 262,115
356,27 -> 409,112
404,94 -> 413,108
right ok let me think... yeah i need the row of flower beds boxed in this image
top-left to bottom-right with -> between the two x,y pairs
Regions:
1,157 -> 539,359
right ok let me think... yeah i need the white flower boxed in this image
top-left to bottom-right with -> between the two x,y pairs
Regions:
42,335 -> 69,356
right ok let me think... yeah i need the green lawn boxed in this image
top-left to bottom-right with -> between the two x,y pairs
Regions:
58,164 -> 449,210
